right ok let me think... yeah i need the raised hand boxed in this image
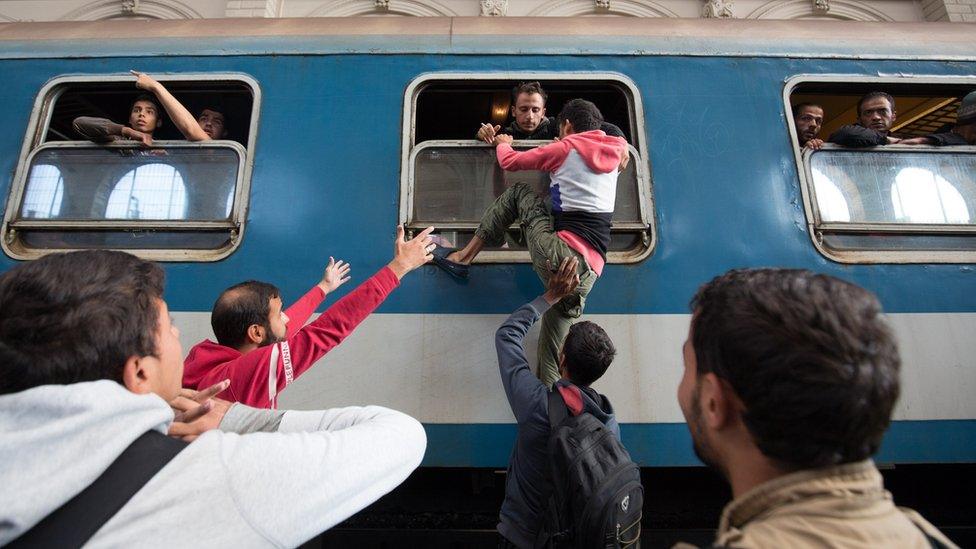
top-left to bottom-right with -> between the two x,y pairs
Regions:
387,225 -> 435,280
318,256 -> 352,293
478,123 -> 502,144
130,69 -> 160,93
543,257 -> 580,305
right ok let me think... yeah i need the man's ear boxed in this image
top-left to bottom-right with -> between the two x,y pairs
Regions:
122,355 -> 152,394
698,372 -> 735,430
245,323 -> 265,345
156,118 -> 163,129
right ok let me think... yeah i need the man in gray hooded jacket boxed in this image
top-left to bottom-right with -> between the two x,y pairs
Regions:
0,241 -> 432,547
495,257 -> 620,548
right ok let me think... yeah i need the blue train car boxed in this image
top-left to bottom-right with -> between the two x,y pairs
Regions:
0,17 -> 973,468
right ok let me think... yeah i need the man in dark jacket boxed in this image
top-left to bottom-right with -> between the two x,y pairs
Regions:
828,91 -> 901,147
494,257 -> 619,548
476,81 -> 626,141
900,91 -> 976,146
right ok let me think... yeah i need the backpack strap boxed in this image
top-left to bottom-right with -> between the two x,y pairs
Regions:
547,388 -> 569,429
9,430 -> 188,548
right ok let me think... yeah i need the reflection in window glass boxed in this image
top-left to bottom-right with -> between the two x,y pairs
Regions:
225,189 -> 234,218
891,168 -> 970,224
22,164 -> 64,219
811,168 -> 851,223
106,164 -> 187,220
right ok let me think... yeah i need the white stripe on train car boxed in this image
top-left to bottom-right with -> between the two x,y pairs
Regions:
173,312 -> 976,423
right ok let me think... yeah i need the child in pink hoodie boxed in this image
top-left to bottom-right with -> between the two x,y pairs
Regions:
434,99 -> 629,386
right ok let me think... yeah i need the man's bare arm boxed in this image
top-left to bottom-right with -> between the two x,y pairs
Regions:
132,70 -> 210,142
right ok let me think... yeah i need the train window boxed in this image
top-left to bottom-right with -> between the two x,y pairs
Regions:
402,74 -> 654,264
2,74 -> 260,261
787,77 -> 976,263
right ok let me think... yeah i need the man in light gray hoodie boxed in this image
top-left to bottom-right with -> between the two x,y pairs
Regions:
0,238 -> 433,547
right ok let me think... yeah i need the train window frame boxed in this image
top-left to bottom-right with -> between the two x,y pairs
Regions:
785,74 -> 976,264
2,73 -> 261,262
400,72 -> 655,264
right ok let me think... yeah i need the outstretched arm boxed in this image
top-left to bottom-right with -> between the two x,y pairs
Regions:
284,257 -> 353,338
497,257 -> 580,424
132,70 -> 210,142
494,135 -> 569,172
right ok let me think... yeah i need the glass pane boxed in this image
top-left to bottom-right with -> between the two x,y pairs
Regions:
21,164 -> 64,219
412,146 -> 642,225
810,150 -> 976,225
19,146 -> 240,222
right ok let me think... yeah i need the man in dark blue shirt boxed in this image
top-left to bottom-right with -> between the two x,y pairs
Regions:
494,257 -> 620,548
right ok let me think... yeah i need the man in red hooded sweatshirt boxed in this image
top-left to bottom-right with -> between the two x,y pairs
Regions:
433,99 -> 629,387
183,226 -> 435,408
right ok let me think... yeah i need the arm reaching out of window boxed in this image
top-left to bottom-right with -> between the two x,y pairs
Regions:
132,70 -> 210,142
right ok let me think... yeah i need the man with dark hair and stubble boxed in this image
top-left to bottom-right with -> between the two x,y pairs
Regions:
183,226 -> 437,408
476,81 -> 626,142
494,256 -> 620,548
0,250 -> 427,547
674,268 -> 958,548
829,91 -> 902,147
435,99 -> 629,387
793,102 -> 825,150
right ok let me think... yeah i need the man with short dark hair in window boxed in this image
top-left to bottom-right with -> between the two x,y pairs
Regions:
73,93 -> 162,146
0,250 -> 427,547
476,81 -> 626,142
674,268 -> 959,549
828,91 -> 902,147
435,99 -> 628,387
900,91 -> 976,147
183,226 -> 437,409
793,102 -> 825,150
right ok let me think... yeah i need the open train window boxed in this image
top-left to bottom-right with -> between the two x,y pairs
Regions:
786,76 -> 976,263
2,74 -> 260,262
401,73 -> 654,264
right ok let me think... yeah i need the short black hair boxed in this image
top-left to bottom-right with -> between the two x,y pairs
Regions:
857,91 -> 895,116
792,102 -> 823,118
132,93 -> 162,114
211,280 -> 280,348
689,268 -> 901,470
562,321 -> 616,386
512,81 -> 547,105
0,251 -> 164,395
556,99 -> 604,133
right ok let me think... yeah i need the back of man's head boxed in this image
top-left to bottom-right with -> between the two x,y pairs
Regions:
0,251 -> 164,395
689,268 -> 900,470
211,280 -> 280,348
957,90 -> 976,127
562,321 -> 616,386
557,99 -> 604,133
512,81 -> 548,104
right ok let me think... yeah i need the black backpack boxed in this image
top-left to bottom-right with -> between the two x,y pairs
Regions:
537,388 -> 643,549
